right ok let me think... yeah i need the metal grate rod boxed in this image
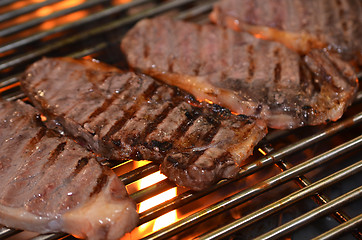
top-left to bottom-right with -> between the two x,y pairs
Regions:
0,0 -> 62,22
312,214 -> 362,240
254,186 -> 362,240
31,232 -> 66,240
0,0 -> 197,71
275,160 -> 362,239
0,0 -> 17,8
131,178 -> 175,203
118,162 -> 159,185
0,227 -> 21,239
0,0 -> 150,54
197,159 -> 362,239
0,0 -> 110,37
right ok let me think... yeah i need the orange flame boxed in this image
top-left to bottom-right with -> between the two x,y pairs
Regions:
126,161 -> 179,237
137,170 -> 178,231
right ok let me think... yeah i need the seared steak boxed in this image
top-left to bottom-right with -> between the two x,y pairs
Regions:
21,57 -> 267,190
0,100 -> 138,240
121,16 -> 359,129
209,0 -> 362,68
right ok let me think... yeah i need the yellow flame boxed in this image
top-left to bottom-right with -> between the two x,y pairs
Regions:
135,164 -> 178,233
258,148 -> 267,156
138,171 -> 167,212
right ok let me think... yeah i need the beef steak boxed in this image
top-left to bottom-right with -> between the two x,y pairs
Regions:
0,100 -> 138,240
121,16 -> 359,129
209,0 -> 362,68
21,57 -> 267,190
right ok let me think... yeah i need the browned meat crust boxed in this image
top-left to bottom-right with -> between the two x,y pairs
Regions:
121,16 -> 358,129
20,57 -> 267,190
209,0 -> 362,69
0,100 -> 138,240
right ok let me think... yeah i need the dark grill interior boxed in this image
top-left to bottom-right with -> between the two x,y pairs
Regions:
0,1 -> 361,239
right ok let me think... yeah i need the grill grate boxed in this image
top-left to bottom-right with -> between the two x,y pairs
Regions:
0,1 -> 361,240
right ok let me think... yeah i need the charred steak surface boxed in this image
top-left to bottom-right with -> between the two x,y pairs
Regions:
209,0 -> 362,68
0,100 -> 138,240
121,16 -> 358,129
21,57 -> 267,190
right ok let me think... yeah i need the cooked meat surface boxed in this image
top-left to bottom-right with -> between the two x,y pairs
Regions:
209,0 -> 362,68
121,16 -> 359,129
21,57 -> 267,190
0,100 -> 138,240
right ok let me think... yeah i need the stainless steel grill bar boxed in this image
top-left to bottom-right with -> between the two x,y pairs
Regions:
312,214 -> 362,240
31,232 -> 66,240
0,0 -> 62,22
175,1 -> 215,20
0,91 -> 25,102
197,159 -> 362,239
0,0 -> 17,8
255,186 -> 362,240
0,75 -> 19,89
0,0 -> 150,53
274,160 -> 362,239
131,179 -> 175,203
264,140 -> 360,239
0,227 -> 21,239
0,0 -> 196,71
141,135 -> 362,239
0,0 -> 109,37
119,162 -> 159,185
0,0 -> 216,92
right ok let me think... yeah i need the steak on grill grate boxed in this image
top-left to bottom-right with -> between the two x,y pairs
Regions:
121,16 -> 359,129
209,0 -> 362,68
0,100 -> 138,240
20,57 -> 267,190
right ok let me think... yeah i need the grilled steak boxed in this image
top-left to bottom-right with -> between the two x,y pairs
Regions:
20,57 -> 267,190
0,100 -> 138,240
121,16 -> 359,129
209,0 -> 362,68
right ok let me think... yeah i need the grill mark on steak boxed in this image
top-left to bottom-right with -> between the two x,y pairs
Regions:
74,157 -> 90,174
142,102 -> 200,155
104,80 -> 159,142
188,120 -> 223,166
121,16 -> 358,129
21,57 -> 268,190
125,101 -> 178,152
143,44 -> 149,59
194,25 -> 202,76
85,77 -> 133,123
39,157 -> 90,206
273,48 -> 281,86
24,127 -> 47,155
336,0 -> 347,32
41,141 -> 67,171
0,100 -> 138,239
142,102 -> 175,140
247,44 -> 255,83
172,108 -> 202,143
